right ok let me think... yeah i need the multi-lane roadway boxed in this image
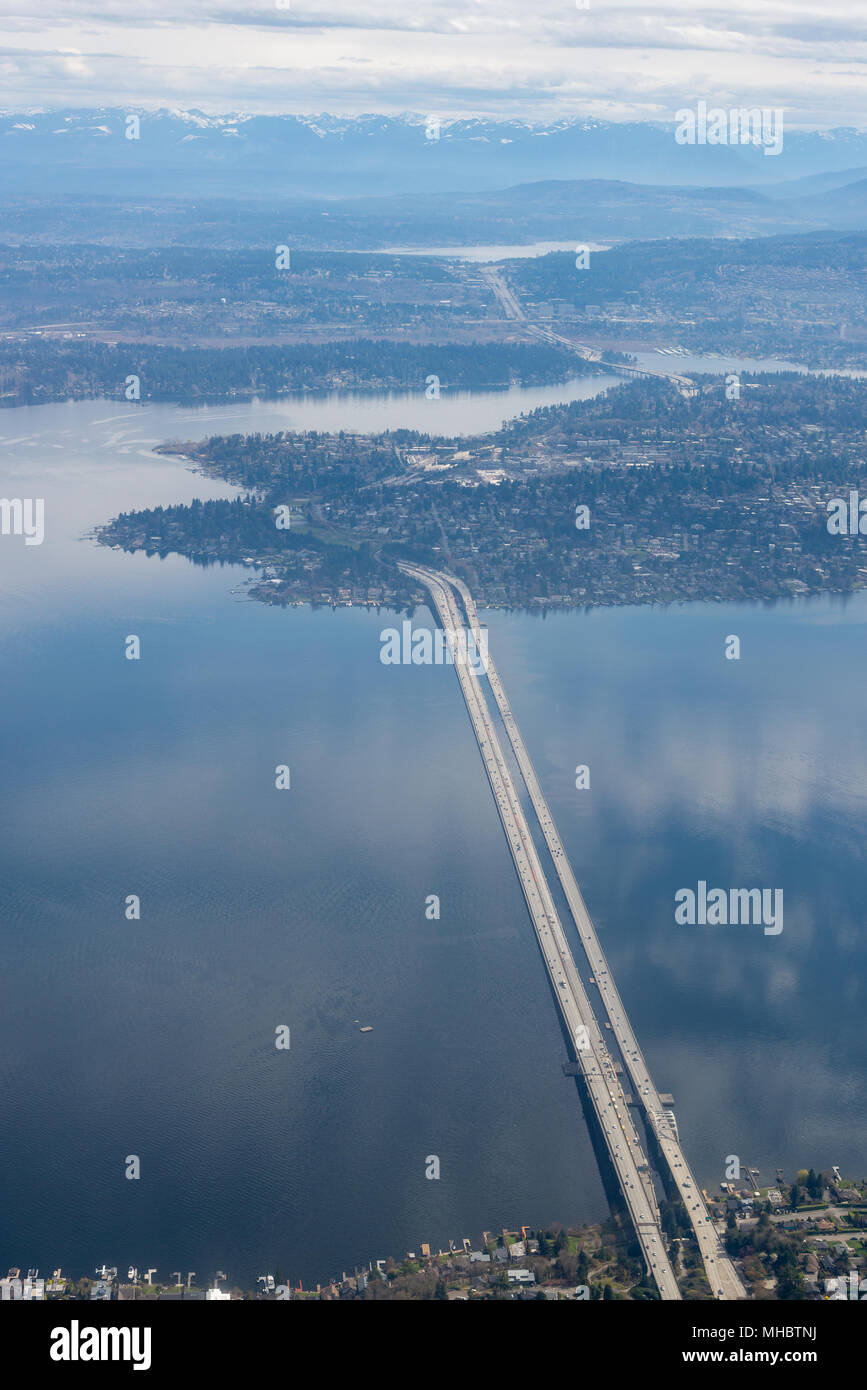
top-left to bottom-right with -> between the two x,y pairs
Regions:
479,266 -> 697,398
399,560 -> 681,1300
445,569 -> 745,1302
401,560 -> 744,1300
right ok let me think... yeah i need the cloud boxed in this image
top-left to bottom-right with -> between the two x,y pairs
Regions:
0,1 -> 864,123
59,53 -> 93,78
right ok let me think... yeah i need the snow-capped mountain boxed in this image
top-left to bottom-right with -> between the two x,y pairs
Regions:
3,109 -> 867,200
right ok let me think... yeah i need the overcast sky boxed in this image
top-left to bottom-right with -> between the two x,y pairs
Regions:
0,0 -> 864,126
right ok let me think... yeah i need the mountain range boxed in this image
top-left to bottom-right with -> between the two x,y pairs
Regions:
5,109 -> 867,200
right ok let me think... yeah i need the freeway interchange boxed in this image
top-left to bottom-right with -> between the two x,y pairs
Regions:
399,561 -> 744,1302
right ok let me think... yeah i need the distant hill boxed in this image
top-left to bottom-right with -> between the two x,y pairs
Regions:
758,166 -> 867,200
418,178 -> 804,241
0,175 -> 836,250
785,177 -> 867,229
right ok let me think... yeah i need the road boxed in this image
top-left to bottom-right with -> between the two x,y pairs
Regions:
399,560 -> 682,1300
479,266 -> 697,398
439,566 -> 744,1301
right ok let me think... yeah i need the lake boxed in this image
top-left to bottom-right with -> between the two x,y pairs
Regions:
370,241 -> 612,261
1,391 -> 865,1288
633,350 -> 867,379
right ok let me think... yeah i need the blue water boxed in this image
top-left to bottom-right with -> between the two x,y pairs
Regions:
1,398 -> 866,1287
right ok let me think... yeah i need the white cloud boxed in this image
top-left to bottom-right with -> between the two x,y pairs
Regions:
0,1 -> 864,122
58,53 -> 93,78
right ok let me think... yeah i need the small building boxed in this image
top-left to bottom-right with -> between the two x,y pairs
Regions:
507,1270 -> 536,1286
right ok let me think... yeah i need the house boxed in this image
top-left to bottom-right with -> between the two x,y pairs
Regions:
507,1270 -> 536,1285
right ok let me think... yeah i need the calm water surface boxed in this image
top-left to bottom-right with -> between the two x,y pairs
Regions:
372,241 -> 612,261
1,394 -> 865,1286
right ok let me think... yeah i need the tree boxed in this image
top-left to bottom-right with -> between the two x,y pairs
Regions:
776,1251 -> 805,1301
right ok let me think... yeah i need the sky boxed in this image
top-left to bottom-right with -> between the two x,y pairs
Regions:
0,0 -> 865,127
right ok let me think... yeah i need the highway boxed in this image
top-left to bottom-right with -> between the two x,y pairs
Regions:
399,560 -> 682,1300
432,564 -> 745,1301
479,266 -> 697,398
447,570 -> 745,1298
